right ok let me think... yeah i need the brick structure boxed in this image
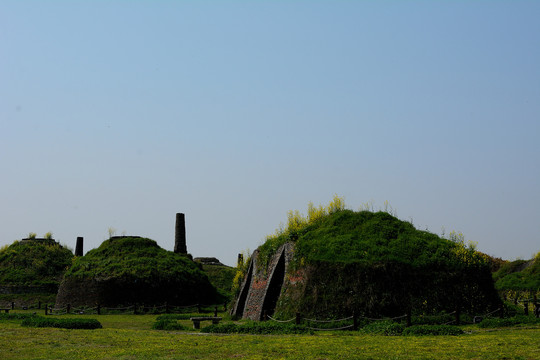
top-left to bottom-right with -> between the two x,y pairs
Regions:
232,242 -> 297,320
174,213 -> 187,254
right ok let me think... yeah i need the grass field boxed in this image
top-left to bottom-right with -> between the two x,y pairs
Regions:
1,312 -> 539,359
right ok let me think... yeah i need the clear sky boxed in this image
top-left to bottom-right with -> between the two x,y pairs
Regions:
1,1 -> 539,266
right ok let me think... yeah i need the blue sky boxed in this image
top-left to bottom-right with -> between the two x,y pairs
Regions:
1,1 -> 539,266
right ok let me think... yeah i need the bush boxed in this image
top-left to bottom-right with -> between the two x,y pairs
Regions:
155,314 -> 198,321
0,313 -> 39,321
360,321 -> 405,336
478,316 -> 540,328
152,319 -> 190,331
200,321 -> 313,335
402,325 -> 464,336
21,316 -> 102,329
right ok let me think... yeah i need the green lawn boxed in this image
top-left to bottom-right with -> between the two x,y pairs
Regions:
1,312 -> 539,359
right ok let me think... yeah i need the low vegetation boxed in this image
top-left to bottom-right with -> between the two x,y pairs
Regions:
0,240 -> 73,287
257,197 -> 501,319
21,316 -> 102,329
58,237 -> 220,306
201,321 -> 313,335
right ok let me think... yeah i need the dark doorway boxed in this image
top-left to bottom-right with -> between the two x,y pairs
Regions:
260,250 -> 286,320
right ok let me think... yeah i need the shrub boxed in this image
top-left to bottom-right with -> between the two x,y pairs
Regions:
478,316 -> 540,328
155,314 -> 198,321
360,321 -> 405,336
200,321 -> 313,335
0,313 -> 39,321
21,316 -> 102,329
402,325 -> 464,336
152,319 -> 190,331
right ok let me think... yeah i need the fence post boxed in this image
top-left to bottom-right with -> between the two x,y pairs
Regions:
97,304 -> 101,315
523,300 -> 529,316
455,306 -> 461,326
45,304 -> 48,316
295,312 -> 301,325
353,310 -> 358,331
67,304 -> 71,314
214,306 -> 218,317
406,310 -> 412,327
38,301 -> 41,310
11,302 -> 14,310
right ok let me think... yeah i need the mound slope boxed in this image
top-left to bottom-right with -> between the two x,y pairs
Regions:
233,209 -> 501,320
56,237 -> 219,307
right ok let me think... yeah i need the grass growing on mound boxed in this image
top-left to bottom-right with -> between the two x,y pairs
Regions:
202,264 -> 236,302
259,198 -> 501,319
60,237 -> 221,306
0,241 -> 73,286
493,252 -> 540,291
65,237 -> 203,282
21,316 -> 102,329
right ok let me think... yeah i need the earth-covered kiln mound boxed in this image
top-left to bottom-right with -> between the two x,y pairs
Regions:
56,236 -> 219,307
493,253 -> 540,292
0,239 -> 73,291
232,207 -> 502,321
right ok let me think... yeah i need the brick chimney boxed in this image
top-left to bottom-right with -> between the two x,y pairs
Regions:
174,213 -> 187,254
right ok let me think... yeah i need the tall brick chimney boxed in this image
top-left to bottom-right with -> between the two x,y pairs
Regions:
75,237 -> 84,256
174,213 -> 187,254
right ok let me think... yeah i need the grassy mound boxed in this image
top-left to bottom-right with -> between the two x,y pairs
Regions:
259,198 -> 501,319
201,264 -> 236,302
57,237 -> 219,307
0,240 -> 73,287
493,253 -> 540,291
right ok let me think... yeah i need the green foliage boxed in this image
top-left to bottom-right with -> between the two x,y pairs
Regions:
200,321 -> 313,335
151,318 -> 190,331
360,321 -> 405,336
21,316 -> 102,329
62,237 -> 219,305
66,237 -> 205,282
155,314 -> 200,321
0,313 -> 39,321
232,250 -> 251,296
493,255 -> 540,291
0,240 -> 73,286
201,264 -> 236,302
259,200 -> 500,319
478,315 -> 540,328
402,325 -> 464,336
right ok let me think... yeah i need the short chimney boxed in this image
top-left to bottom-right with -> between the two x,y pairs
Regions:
174,213 -> 187,254
75,237 -> 84,256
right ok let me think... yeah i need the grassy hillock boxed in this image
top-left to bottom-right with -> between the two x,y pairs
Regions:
0,240 -> 73,287
493,253 -> 540,291
259,197 -> 502,318
57,237 -> 220,306
201,264 -> 236,302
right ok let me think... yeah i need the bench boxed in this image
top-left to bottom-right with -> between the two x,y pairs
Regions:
0,308 -> 10,313
190,317 -> 222,329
